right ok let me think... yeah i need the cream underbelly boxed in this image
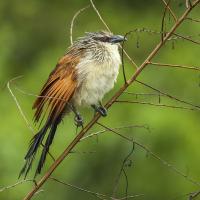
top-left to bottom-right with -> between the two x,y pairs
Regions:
73,65 -> 119,106
72,42 -> 121,107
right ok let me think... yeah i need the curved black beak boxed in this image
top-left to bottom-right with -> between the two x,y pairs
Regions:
110,35 -> 127,44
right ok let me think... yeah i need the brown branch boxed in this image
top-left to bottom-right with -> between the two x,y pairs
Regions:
161,0 -> 177,21
115,100 -> 198,111
130,27 -> 200,44
186,17 -> 200,23
161,0 -> 171,42
23,1 -> 200,199
149,61 -> 200,71
135,80 -> 200,110
172,32 -> 200,45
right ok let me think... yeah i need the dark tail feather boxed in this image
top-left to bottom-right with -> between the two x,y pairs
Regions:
34,120 -> 59,177
19,114 -> 62,179
19,123 -> 49,179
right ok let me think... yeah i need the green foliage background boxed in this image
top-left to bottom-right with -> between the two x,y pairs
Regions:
0,0 -> 200,199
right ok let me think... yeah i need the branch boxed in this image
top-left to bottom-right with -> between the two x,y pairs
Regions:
7,76 -> 35,134
135,80 -> 200,110
81,124 -> 150,141
90,0 -> 138,69
161,0 -> 171,42
115,100 -> 198,111
0,179 -> 34,192
149,61 -> 200,71
186,17 -> 200,23
95,122 -> 200,187
50,177 -> 143,200
23,1 -> 200,199
70,6 -> 90,45
189,190 -> 200,200
161,0 -> 177,21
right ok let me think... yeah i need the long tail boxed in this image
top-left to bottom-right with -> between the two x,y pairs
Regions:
19,114 -> 62,179
19,54 -> 78,178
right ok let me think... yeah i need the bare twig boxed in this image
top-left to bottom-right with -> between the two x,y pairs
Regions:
112,142 -> 134,199
50,177 -> 143,200
95,122 -> 200,187
115,100 -> 198,111
135,80 -> 200,110
188,190 -> 200,200
7,76 -> 35,134
0,179 -> 33,192
8,77 -> 56,162
70,6 -> 90,45
161,0 -> 171,42
90,0 -> 138,69
121,31 -> 133,84
81,124 -> 150,141
149,61 -> 200,71
186,17 -> 200,23
161,0 -> 177,21
186,0 -> 192,8
172,32 -> 200,45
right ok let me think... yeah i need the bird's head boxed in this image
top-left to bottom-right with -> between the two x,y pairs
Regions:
86,31 -> 127,44
74,31 -> 127,47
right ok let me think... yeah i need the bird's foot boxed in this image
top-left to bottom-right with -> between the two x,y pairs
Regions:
91,104 -> 107,117
74,114 -> 84,127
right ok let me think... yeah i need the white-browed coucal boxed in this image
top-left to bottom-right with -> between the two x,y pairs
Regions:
19,31 -> 126,178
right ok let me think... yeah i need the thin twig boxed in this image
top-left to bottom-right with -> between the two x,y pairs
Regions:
95,122 -> 200,187
0,179 -> 33,192
81,124 -> 150,141
172,32 -> 200,45
186,17 -> 200,23
112,142 -> 134,199
161,0 -> 177,21
7,76 -> 35,134
149,61 -> 200,71
161,0 -> 171,42
135,80 -> 200,110
188,190 -> 200,200
115,100 -> 198,111
121,31 -> 133,84
90,0 -> 138,69
7,77 -> 56,161
50,177 -> 142,200
70,5 -> 90,45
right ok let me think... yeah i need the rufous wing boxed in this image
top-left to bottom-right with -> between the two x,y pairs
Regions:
33,54 -> 79,124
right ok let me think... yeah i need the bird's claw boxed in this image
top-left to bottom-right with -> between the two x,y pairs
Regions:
74,114 -> 84,127
97,106 -> 107,117
92,104 -> 107,117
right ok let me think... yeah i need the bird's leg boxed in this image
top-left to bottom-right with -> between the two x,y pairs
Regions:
91,101 -> 107,117
69,104 -> 84,127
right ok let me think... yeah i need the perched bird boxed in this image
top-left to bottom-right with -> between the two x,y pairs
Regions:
19,31 -> 126,178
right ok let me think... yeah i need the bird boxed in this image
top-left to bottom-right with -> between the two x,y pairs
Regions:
19,31 -> 126,178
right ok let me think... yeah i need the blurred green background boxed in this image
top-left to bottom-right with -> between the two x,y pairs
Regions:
0,0 -> 200,199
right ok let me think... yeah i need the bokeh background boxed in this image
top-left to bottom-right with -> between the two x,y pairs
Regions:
0,0 -> 200,199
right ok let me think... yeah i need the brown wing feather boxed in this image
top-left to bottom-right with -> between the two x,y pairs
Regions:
33,54 -> 79,123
